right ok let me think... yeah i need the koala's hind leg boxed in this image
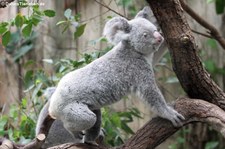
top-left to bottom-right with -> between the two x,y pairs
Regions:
60,102 -> 97,142
84,109 -> 102,144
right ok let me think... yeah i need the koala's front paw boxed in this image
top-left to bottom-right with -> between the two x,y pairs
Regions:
84,141 -> 99,146
166,107 -> 185,127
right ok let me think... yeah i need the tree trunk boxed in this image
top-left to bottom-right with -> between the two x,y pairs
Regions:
146,0 -> 225,108
146,0 -> 225,148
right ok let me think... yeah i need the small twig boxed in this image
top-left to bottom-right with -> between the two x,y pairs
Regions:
0,137 -> 24,149
191,29 -> 212,38
180,0 -> 225,50
93,0 -> 127,19
23,134 -> 46,149
107,0 -> 113,6
81,10 -> 110,23
0,138 -> 14,149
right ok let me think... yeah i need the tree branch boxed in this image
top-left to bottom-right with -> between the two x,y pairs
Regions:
93,0 -> 127,19
20,98 -> 225,149
179,0 -> 225,50
191,29 -> 212,38
120,98 -> 225,149
146,0 -> 225,110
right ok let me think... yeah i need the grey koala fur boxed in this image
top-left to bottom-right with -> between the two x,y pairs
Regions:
36,87 -> 103,147
36,6 -> 184,146
36,87 -> 75,148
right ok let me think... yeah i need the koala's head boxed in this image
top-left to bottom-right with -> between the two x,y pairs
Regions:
103,6 -> 164,55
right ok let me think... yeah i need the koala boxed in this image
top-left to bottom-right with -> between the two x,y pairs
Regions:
35,87 -> 75,148
38,6 -> 184,145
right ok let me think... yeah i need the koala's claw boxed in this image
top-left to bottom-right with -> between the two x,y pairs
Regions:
166,107 -> 185,127
98,128 -> 106,142
85,141 -> 99,146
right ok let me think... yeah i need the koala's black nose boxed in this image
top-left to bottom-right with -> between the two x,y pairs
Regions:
153,31 -> 163,43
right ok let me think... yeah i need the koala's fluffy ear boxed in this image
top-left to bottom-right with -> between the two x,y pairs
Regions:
103,17 -> 131,45
135,6 -> 159,29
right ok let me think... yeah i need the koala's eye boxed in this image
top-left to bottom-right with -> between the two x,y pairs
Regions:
143,33 -> 148,38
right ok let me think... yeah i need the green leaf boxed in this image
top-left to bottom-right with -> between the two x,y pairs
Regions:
207,0 -> 216,3
22,23 -> 32,37
121,122 -> 134,134
215,0 -> 225,14
32,5 -> 43,15
74,24 -> 86,39
0,117 -> 7,130
44,10 -> 56,17
176,137 -> 185,144
56,20 -> 67,26
2,31 -> 11,46
31,14 -> 43,26
118,0 -> 132,7
0,26 -> 7,35
21,98 -> 27,108
24,70 -> 34,90
205,141 -> 219,149
13,44 -> 33,61
0,22 -> 9,27
207,39 -> 217,49
64,9 -> 72,19
204,59 -> 216,73
32,4 -> 39,10
107,15 -> 113,19
15,14 -> 24,28
31,82 -> 43,99
74,13 -> 81,21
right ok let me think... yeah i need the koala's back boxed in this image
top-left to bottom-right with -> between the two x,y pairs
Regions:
49,44 -> 153,116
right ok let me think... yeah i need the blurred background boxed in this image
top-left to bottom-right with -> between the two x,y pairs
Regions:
0,0 -> 225,148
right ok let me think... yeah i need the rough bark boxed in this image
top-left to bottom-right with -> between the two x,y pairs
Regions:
146,0 -> 225,108
179,0 -> 225,50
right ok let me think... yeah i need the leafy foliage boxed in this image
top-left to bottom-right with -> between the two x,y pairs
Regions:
205,142 -> 219,149
56,8 -> 86,39
4,31 -> 37,62
0,2 -> 55,46
0,100 -> 36,144
102,107 -> 142,146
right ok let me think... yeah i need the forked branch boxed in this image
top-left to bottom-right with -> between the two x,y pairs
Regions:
179,0 -> 225,50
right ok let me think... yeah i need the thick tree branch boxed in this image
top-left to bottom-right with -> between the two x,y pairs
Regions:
179,0 -> 225,50
146,0 -> 225,110
120,98 -> 225,149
